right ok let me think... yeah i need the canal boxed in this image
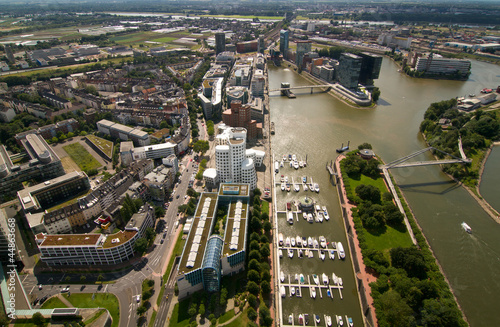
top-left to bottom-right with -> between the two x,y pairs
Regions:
269,59 -> 500,327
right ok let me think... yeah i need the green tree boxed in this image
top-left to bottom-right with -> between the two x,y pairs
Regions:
97,274 -> 104,284
247,281 -> 260,295
145,227 -> 156,242
358,142 -> 373,150
248,259 -> 261,272
372,87 -> 381,102
247,294 -> 258,308
355,184 -> 381,203
193,140 -> 209,154
134,238 -> 148,254
259,303 -> 273,327
248,307 -> 258,321
261,280 -> 271,295
247,270 -> 261,283
137,305 -> 147,316
377,290 -> 415,327
199,303 -> 205,317
263,221 -> 272,233
32,312 -> 45,326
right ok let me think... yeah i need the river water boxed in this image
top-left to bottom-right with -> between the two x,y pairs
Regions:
269,59 -> 500,326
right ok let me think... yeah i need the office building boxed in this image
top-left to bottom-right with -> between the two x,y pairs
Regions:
177,184 -> 249,298
97,119 -> 150,146
0,134 -> 65,201
359,52 -> 383,86
226,86 -> 249,105
415,54 -> 471,78
37,204 -> 155,266
279,30 -> 289,58
18,171 -> 90,213
295,40 -> 312,69
222,101 -> 261,140
215,32 -> 226,55
338,53 -> 363,89
250,69 -> 266,99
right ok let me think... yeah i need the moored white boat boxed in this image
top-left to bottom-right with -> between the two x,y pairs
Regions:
336,315 -> 344,326
327,289 -> 332,298
293,161 -> 299,169
291,237 -> 296,247
281,183 -> 285,191
315,314 -> 321,324
308,237 -> 313,247
308,213 -> 314,223
338,242 -> 345,259
329,250 -> 335,260
274,161 -> 279,173
332,273 -> 339,285
283,154 -> 287,162
312,274 -> 320,285
288,249 -> 294,258
320,250 -> 326,261
318,211 -> 324,222
296,236 -> 302,247
300,273 -> 305,284
278,233 -> 283,246
326,315 -> 332,327
302,176 -> 307,183
319,236 -> 327,248
308,250 -> 314,258
298,314 -> 304,325
286,184 -> 291,192
313,238 -> 319,248
303,212 -> 307,220
299,161 -> 304,168
292,154 -> 297,161
280,285 -> 286,297
280,161 -> 284,167
310,287 -> 316,298
280,270 -> 285,282
279,249 -> 283,258
303,183 -> 308,191
294,184 -> 300,192
314,183 -> 320,192
346,316 -> 353,327
290,286 -> 295,296
324,210 -> 329,220
288,212 -> 294,224
338,277 -> 343,286
322,273 -> 329,285
288,314 -> 293,324
298,248 -> 303,258
285,237 -> 291,247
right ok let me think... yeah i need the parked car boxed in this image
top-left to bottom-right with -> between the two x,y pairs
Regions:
136,295 -> 141,303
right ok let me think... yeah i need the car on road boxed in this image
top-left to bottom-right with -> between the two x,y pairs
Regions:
184,195 -> 188,199
38,284 -> 42,290
61,286 -> 70,293
162,233 -> 166,239
176,194 -> 180,199
136,295 -> 141,303
39,296 -> 48,304
160,239 -> 164,244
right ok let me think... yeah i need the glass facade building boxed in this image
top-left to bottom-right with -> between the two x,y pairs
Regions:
202,235 -> 224,293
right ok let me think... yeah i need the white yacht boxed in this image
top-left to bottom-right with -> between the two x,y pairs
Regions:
313,238 -> 319,248
283,154 -> 287,162
294,184 -> 300,192
336,315 -> 344,326
291,237 -> 296,247
278,233 -> 283,246
314,183 -> 320,193
280,270 -> 285,282
308,250 -> 314,258
285,237 -> 291,247
322,205 -> 327,211
292,154 -> 297,161
299,161 -> 304,168
287,212 -> 294,225
326,315 -> 332,327
303,183 -> 308,191
285,176 -> 289,183
307,213 -> 314,223
293,161 -> 299,169
298,249 -> 303,258
288,314 -> 293,325
300,274 -> 305,284
319,236 -> 327,248
279,249 -> 283,258
318,211 -> 324,222
280,161 -> 284,167
322,273 -> 329,285
312,274 -> 320,285
281,183 -> 286,191
280,285 -> 286,297
290,286 -> 295,296
320,250 -> 326,261
303,212 -> 307,220
461,222 -> 472,234
329,250 -> 335,260
338,242 -> 345,259
274,161 -> 279,173
296,236 -> 302,247
310,287 -> 316,298
288,249 -> 294,258
324,210 -> 329,221
338,277 -> 343,286
332,273 -> 339,285
308,237 -> 313,247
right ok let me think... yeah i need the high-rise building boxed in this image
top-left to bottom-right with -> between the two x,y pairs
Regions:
295,40 -> 312,70
258,36 -> 265,54
359,52 -> 383,86
279,30 -> 289,58
215,32 -> 226,55
338,53 -> 363,89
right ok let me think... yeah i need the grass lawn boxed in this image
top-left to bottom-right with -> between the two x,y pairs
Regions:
223,307 -> 252,327
349,174 -> 388,195
40,296 -> 68,309
261,201 -> 269,216
168,298 -> 191,327
63,293 -> 119,327
364,224 -> 413,254
110,31 -> 158,45
152,36 -> 177,43
86,134 -> 113,159
63,143 -> 101,172
84,309 -> 106,325
218,309 -> 235,324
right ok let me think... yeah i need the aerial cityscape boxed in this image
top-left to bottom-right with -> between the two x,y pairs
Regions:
0,1 -> 499,327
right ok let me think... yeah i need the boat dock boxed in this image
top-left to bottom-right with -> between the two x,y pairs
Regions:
280,274 -> 344,299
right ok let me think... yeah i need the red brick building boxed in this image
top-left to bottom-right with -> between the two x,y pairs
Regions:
222,101 -> 261,139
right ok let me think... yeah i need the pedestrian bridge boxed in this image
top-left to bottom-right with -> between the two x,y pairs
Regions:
269,84 -> 332,93
379,146 -> 471,170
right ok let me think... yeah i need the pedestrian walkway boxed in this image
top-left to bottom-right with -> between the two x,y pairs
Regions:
56,294 -> 75,307
334,155 -> 378,327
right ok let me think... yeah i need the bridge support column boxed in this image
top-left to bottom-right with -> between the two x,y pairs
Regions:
311,87 -> 313,94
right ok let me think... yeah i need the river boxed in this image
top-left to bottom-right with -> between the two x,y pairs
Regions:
269,58 -> 500,326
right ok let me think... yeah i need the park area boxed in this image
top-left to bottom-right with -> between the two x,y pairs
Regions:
63,143 -> 101,173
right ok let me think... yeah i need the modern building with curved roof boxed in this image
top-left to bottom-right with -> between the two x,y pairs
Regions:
202,235 -> 224,293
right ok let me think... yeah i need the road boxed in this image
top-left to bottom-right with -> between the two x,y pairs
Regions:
20,150 -> 197,327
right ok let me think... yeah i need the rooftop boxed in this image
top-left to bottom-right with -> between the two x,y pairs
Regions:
218,183 -> 250,197
101,230 -> 137,248
223,200 -> 248,255
39,233 -> 101,247
178,193 -> 218,274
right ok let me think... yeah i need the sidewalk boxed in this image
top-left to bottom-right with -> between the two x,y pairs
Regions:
334,155 -> 378,327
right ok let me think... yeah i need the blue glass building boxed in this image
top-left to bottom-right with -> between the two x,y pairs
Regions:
202,235 -> 224,292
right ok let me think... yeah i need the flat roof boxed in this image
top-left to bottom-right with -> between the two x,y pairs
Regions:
102,230 -> 137,248
97,119 -> 115,127
223,200 -> 248,255
18,171 -> 84,201
218,183 -> 250,197
39,234 -> 101,247
178,193 -> 218,274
